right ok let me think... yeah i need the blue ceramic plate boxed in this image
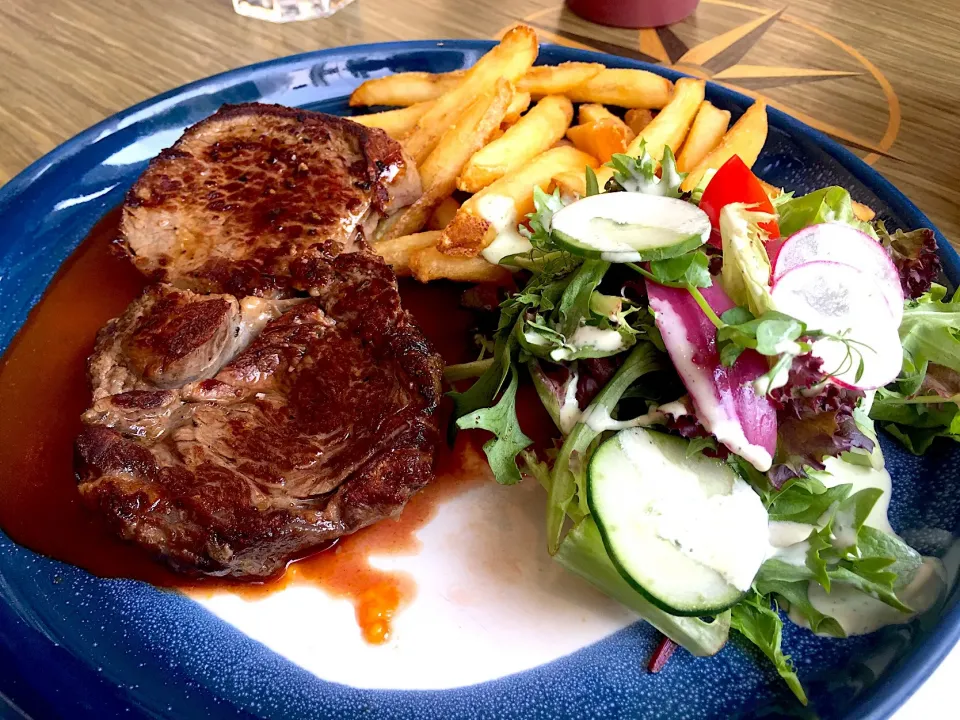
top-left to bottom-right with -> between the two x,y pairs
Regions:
0,41 -> 958,720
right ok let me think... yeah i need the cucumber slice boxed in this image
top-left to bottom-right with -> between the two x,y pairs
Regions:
588,429 -> 769,616
555,517 -> 731,656
551,192 -> 710,262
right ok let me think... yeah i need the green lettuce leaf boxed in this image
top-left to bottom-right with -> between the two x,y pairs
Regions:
649,250 -> 713,289
776,186 -> 876,237
455,365 -> 532,485
731,593 -> 808,705
899,284 -> 960,374
718,204 -> 776,317
754,560 -> 845,638
766,477 -> 852,524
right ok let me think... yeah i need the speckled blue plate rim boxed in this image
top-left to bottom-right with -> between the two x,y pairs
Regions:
0,39 -> 956,720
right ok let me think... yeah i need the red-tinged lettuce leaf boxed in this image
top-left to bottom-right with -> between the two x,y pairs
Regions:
878,224 -> 941,299
646,281 -> 778,470
769,354 -> 873,485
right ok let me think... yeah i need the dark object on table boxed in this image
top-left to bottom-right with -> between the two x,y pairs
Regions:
565,0 -> 699,28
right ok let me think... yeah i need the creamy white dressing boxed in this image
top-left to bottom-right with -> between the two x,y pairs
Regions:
476,194 -> 533,265
583,405 -> 663,433
796,558 -> 945,636
618,430 -> 769,592
557,370 -> 581,435
770,454 -> 946,636
654,301 -> 774,471
549,325 -> 626,362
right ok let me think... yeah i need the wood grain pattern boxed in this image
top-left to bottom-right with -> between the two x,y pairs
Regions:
0,0 -> 957,243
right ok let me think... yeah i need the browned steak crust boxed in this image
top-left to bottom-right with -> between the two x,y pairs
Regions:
120,103 -> 421,298
77,253 -> 443,578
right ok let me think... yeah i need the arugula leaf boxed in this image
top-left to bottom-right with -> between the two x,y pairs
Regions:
731,593 -> 808,706
899,284 -> 960,375
604,142 -> 686,198
776,186 -> 875,238
557,259 -> 611,339
754,562 -> 845,638
585,166 -> 600,197
856,526 -> 923,591
766,478 -> 852,524
456,366 -> 532,485
649,251 -> 713,288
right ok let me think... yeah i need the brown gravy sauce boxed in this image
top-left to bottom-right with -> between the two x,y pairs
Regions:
0,208 -> 557,645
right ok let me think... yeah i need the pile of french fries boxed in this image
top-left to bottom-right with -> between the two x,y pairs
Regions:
350,24 -> 873,284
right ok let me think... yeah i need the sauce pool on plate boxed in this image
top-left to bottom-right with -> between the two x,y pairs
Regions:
0,208 -> 528,644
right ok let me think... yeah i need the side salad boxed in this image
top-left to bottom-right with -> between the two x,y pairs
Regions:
447,142 -> 956,704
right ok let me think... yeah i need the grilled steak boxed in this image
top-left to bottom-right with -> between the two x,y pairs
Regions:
76,103 -> 443,578
121,103 -> 421,298
77,254 -> 443,578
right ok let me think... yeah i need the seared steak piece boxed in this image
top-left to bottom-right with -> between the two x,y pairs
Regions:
76,253 -> 443,578
121,103 -> 421,298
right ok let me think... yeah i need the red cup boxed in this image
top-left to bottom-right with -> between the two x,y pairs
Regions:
565,0 -> 700,28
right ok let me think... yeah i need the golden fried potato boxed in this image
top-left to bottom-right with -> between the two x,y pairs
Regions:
409,247 -> 512,284
681,100 -> 768,192
503,91 -> 532,125
624,108 -> 654,135
349,71 -> 463,107
577,103 -> 619,126
440,146 -> 598,257
351,101 -> 434,139
372,231 -> 441,276
404,25 -> 539,165
458,95 -> 574,193
589,77 -> 704,188
428,196 -> 462,231
566,69 -> 673,109
676,101 -> 731,173
378,81 -> 512,241
552,169 -> 588,201
516,62 -> 605,97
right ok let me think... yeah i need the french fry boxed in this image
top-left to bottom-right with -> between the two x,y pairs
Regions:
409,246 -> 512,284
578,103 -> 620,125
676,101 -> 732,173
624,108 -> 654,135
458,95 -> 574,193
378,80 -> 513,241
440,146 -> 598,256
349,71 -> 464,107
503,91 -> 532,125
590,77 -> 705,189
629,77 -> 705,163
351,101 -> 434,139
428,196 -> 461,231
552,169 -> 588,201
372,231 -> 441,276
404,25 -> 539,165
566,68 -> 673,109
516,61 -> 605,97
566,119 -> 633,163
681,100 -> 768,192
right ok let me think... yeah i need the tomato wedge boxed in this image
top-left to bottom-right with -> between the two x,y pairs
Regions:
699,155 -> 779,248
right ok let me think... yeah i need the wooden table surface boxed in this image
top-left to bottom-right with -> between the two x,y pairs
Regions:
1,0 -> 958,244
0,0 -> 958,716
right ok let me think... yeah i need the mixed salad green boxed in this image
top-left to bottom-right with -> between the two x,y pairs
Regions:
446,142 -> 953,704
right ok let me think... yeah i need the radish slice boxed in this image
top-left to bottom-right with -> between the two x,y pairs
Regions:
770,261 -> 903,390
647,281 -> 778,471
772,223 -> 904,324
